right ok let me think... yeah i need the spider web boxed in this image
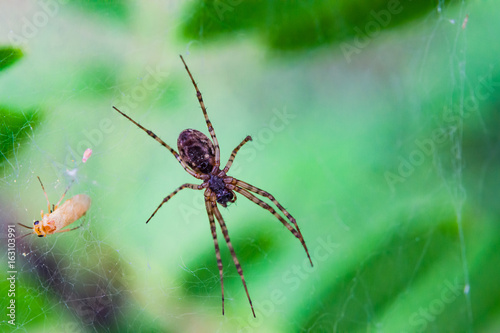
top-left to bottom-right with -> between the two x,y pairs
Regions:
2,1 -> 500,332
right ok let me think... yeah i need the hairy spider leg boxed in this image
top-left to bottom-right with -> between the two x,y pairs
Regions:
179,55 -> 221,169
223,136 -> 252,173
231,181 -> 313,267
231,186 -> 302,240
211,194 -> 256,318
113,106 -> 202,179
205,193 -> 225,315
146,183 -> 206,224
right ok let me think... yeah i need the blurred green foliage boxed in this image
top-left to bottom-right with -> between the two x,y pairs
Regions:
69,0 -> 130,20
0,47 -> 23,72
0,107 -> 39,170
0,47 -> 39,170
182,0 -> 438,50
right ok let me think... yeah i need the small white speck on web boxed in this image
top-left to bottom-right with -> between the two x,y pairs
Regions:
464,284 -> 470,294
66,168 -> 78,177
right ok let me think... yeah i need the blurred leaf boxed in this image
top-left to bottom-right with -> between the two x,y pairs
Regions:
182,225 -> 273,299
69,0 -> 130,21
0,106 -> 38,167
304,215 -> 459,331
0,47 -> 23,72
181,0 -> 438,50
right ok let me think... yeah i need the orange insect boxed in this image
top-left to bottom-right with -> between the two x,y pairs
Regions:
18,177 -> 91,238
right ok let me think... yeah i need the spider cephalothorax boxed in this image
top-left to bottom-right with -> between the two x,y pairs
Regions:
113,55 -> 312,317
208,173 -> 235,207
178,128 -> 236,206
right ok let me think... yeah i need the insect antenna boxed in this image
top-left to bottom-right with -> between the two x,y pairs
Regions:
16,224 -> 34,240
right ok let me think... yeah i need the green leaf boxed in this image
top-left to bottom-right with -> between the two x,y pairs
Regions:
181,0 -> 438,51
0,47 -> 23,72
0,106 -> 39,168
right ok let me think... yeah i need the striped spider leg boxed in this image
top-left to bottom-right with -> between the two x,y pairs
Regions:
113,55 -> 312,317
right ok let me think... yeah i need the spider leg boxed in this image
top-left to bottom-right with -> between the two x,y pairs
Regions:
146,183 -> 205,224
223,136 -> 252,173
232,186 -> 300,238
230,180 -> 313,267
113,106 -> 202,179
205,192 -> 225,315
179,55 -> 221,168
37,176 -> 51,213
211,196 -> 256,318
54,179 -> 75,210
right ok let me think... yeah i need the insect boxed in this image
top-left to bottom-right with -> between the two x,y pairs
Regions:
113,55 -> 312,317
18,176 -> 91,238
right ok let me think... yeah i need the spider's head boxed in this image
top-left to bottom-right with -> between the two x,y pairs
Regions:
216,190 -> 235,207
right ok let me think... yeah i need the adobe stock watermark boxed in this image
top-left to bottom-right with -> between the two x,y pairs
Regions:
384,127 -> 453,191
113,64 -> 170,114
230,106 -> 296,176
340,0 -> 403,64
385,66 -> 500,191
6,225 -> 17,327
213,0 -> 243,21
229,234 -> 339,332
8,0 -> 68,47
51,64 -> 169,175
177,106 -> 296,223
409,278 -> 462,332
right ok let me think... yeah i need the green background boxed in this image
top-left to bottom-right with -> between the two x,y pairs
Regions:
1,1 -> 499,332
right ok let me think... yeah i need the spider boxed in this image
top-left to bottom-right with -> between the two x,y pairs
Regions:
113,55 -> 312,317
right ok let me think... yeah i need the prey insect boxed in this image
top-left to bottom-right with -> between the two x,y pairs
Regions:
113,55 -> 312,317
18,176 -> 91,239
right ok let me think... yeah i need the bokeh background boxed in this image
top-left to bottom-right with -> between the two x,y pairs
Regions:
1,1 -> 499,332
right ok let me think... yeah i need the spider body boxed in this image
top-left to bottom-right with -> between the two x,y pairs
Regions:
18,177 -> 91,238
113,55 -> 312,317
178,129 -> 236,206
209,174 -> 234,206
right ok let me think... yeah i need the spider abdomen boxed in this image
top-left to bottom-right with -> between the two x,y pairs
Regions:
177,129 -> 215,174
